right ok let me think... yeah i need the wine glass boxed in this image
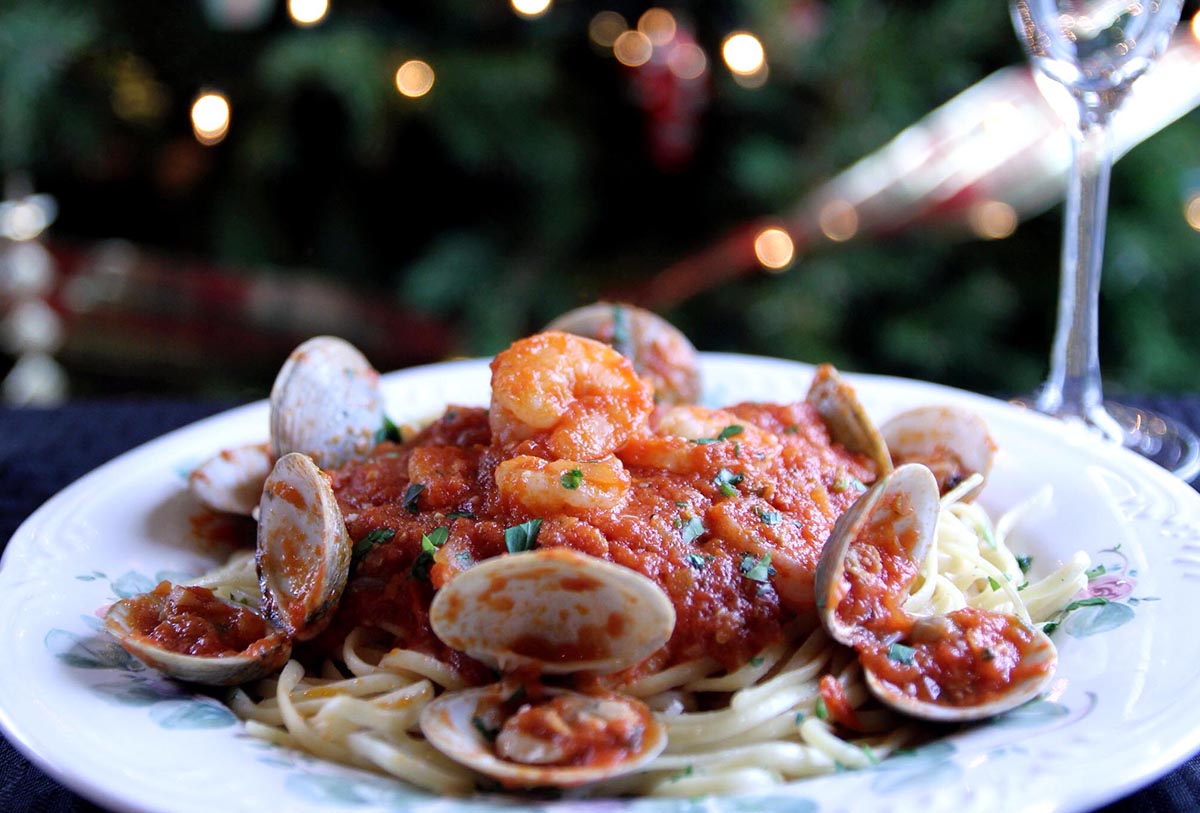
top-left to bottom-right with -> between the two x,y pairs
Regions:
1008,0 -> 1200,481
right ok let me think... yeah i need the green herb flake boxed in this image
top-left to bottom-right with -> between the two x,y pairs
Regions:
814,696 -> 828,721
784,425 -> 800,435
793,711 -> 805,725
446,510 -> 476,520
669,765 -> 694,782
981,647 -> 995,662
1017,581 -> 1029,591
560,468 -> 584,490
686,553 -> 712,570
831,475 -> 867,494
861,745 -> 879,765
887,642 -> 917,665
374,416 -> 403,445
987,576 -> 1002,591
1016,554 -> 1033,573
352,528 -> 395,562
756,508 -> 782,526
507,684 -> 527,704
471,716 -> 499,742
713,468 -> 744,498
412,526 -> 450,580
504,519 -> 543,553
403,483 -> 425,514
739,552 -> 775,582
749,656 -> 765,667
681,515 -> 705,544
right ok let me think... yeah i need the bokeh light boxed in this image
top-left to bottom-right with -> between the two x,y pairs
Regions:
190,91 -> 230,146
1192,8 -> 1200,41
817,199 -> 859,242
968,200 -> 1018,240
511,0 -> 552,19
1185,194 -> 1200,231
287,0 -> 329,26
667,43 -> 707,80
589,11 -> 627,48
614,30 -> 653,67
722,32 -> 765,76
395,60 -> 435,98
638,8 -> 677,46
732,62 -> 769,89
754,227 -> 795,271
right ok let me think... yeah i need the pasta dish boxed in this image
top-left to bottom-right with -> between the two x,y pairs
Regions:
104,314 -> 1090,799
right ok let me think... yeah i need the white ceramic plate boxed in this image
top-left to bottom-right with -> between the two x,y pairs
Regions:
2,354 -> 1200,813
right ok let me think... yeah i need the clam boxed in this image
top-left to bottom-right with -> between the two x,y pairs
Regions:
269,336 -> 385,470
546,302 -> 701,405
188,442 -> 274,516
104,581 -> 291,686
419,683 -> 667,788
256,452 -> 352,641
814,463 -> 1056,721
428,547 -> 676,675
806,364 -> 893,476
880,406 -> 996,500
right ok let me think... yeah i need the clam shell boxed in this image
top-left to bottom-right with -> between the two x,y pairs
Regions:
256,452 -> 351,641
880,405 -> 996,500
419,683 -> 667,788
104,584 -> 291,687
814,463 -> 940,646
863,621 -> 1057,722
806,364 -> 893,476
546,302 -> 701,405
269,336 -> 385,470
428,548 -> 676,675
188,443 -> 273,516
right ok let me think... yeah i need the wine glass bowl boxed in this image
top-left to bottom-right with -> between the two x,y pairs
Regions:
1007,0 -> 1200,482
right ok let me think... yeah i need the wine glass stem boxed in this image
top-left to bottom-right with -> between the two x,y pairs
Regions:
1035,99 -> 1124,442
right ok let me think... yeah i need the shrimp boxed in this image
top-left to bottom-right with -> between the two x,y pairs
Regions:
489,331 -> 654,460
495,455 -> 631,515
617,405 -> 781,475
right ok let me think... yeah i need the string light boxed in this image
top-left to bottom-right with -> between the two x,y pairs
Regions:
287,0 -> 329,26
190,91 -> 230,146
1192,8 -> 1200,41
511,0 -> 552,19
667,43 -> 707,80
732,62 -> 769,89
968,200 -> 1018,240
1185,193 -> 1200,231
638,8 -> 677,46
754,227 -> 795,271
395,60 -> 435,98
589,11 -> 628,48
614,30 -> 653,67
817,199 -> 859,242
722,32 -> 765,76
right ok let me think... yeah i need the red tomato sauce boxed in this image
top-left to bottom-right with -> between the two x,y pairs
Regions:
120,581 -> 280,657
499,691 -> 651,768
858,607 -> 1052,706
325,401 -> 875,675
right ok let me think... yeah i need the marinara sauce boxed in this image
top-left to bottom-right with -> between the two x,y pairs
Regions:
118,581 -> 281,657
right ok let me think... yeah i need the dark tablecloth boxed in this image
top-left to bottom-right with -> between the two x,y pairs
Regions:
2,397 -> 1199,813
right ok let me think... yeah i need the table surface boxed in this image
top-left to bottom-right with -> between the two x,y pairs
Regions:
2,395 -> 1199,813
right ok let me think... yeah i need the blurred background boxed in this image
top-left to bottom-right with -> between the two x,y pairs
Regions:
2,0 -> 1200,405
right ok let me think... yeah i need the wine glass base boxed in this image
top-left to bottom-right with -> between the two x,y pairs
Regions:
1104,400 -> 1200,483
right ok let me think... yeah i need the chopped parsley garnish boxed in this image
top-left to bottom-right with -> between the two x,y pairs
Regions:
560,467 -> 584,490
374,416 -> 403,444
686,553 -> 713,570
756,508 -> 782,526
887,642 -> 917,665
669,765 -> 694,782
352,528 -> 395,564
507,684 -> 527,704
1016,554 -> 1033,573
814,697 -> 828,721
403,482 -> 425,514
411,526 -> 449,580
739,552 -> 775,582
1017,581 -> 1029,591
681,515 -> 705,544
784,425 -> 800,434
987,576 -> 1002,591
454,550 -> 474,566
446,510 -> 476,520
831,475 -> 867,494
471,716 -> 499,742
981,647 -> 995,662
692,424 -> 745,445
794,711 -> 805,724
504,519 -> 542,553
749,655 -> 765,667
713,468 -> 744,498
611,304 -> 633,359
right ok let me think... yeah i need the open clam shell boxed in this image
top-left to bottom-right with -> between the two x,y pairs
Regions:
428,548 -> 676,675
269,336 -> 385,471
546,302 -> 701,405
420,683 -> 667,788
806,364 -> 893,476
104,582 -> 291,686
256,452 -> 352,641
814,463 -> 940,647
188,442 -> 274,516
862,620 -> 1056,722
880,406 -> 996,500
